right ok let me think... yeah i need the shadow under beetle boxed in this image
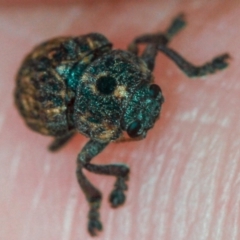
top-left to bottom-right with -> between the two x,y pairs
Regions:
14,14 -> 230,236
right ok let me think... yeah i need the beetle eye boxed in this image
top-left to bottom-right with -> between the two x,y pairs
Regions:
127,120 -> 142,138
149,84 -> 161,98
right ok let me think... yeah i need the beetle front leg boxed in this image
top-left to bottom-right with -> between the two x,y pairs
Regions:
76,167 -> 103,236
127,14 -> 186,70
158,45 -> 230,77
84,162 -> 129,208
76,139 -> 129,236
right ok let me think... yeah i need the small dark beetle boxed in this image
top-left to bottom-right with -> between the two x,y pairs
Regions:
14,14 -> 229,236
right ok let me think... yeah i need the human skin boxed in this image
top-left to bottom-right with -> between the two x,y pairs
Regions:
1,0 -> 240,240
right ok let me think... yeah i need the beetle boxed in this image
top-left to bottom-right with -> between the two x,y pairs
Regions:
14,14 -> 229,236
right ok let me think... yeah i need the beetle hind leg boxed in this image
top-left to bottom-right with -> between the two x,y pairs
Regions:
48,132 -> 76,152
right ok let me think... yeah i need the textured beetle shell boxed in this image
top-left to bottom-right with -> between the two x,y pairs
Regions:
15,33 -> 112,136
73,50 -> 153,142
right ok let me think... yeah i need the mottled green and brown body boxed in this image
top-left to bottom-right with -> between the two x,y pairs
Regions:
14,14 -> 230,236
15,33 -> 112,136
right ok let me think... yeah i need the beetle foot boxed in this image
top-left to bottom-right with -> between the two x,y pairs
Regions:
88,209 -> 102,236
109,189 -> 126,208
109,177 -> 128,208
211,53 -> 231,70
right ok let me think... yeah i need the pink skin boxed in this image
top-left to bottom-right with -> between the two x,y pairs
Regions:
1,1 -> 240,239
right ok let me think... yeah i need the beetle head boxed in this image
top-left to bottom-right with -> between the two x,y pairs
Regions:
121,83 -> 164,140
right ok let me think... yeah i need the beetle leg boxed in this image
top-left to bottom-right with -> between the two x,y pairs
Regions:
48,131 -> 75,151
127,14 -> 186,70
84,162 -> 129,208
165,13 -> 186,40
158,45 -> 230,77
76,139 -> 129,236
128,13 -> 230,76
140,44 -> 158,71
77,166 -> 103,236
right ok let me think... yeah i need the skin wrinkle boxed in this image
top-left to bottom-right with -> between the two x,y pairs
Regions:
219,128 -> 240,240
0,115 -> 5,136
9,145 -> 22,184
104,210 -> 114,239
150,154 -> 169,240
137,151 -> 163,240
150,127 -> 181,239
61,185 -> 78,240
232,202 -> 240,240
209,139 -> 231,240
193,136 -> 216,240
20,156 -> 51,240
207,134 -> 227,239
185,141 -> 205,239
169,141 -> 193,240
155,151 -> 172,238
185,182 -> 200,239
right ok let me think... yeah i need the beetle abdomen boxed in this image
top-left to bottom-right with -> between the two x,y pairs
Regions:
15,33 -> 112,136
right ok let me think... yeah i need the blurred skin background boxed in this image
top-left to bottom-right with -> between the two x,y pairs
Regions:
1,0 -> 240,239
